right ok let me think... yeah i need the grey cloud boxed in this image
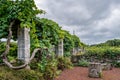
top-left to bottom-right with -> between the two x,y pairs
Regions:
35,0 -> 120,44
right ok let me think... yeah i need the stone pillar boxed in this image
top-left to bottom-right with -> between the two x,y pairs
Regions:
17,27 -> 30,64
72,48 -> 75,55
72,47 -> 79,55
56,39 -> 63,56
88,62 -> 102,78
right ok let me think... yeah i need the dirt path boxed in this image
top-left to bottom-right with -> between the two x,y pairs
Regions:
55,67 -> 120,80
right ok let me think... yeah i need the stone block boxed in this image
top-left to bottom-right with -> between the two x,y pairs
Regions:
88,62 -> 102,78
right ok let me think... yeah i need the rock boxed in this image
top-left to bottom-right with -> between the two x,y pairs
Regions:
101,63 -> 113,70
88,62 -> 102,78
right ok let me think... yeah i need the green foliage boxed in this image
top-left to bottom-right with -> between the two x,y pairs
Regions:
38,58 -> 60,80
31,51 -> 73,80
63,31 -> 74,52
64,52 -> 72,57
0,66 -> 44,80
57,57 -> 73,70
0,1 -> 83,80
99,71 -> 103,78
112,61 -> 120,68
37,51 -> 61,80
0,42 -> 17,63
34,18 -> 84,50
85,47 -> 105,57
106,39 -> 120,46
77,59 -> 89,67
72,35 -> 82,48
83,40 -> 120,68
91,39 -> 120,47
35,18 -> 62,47
63,30 -> 85,53
13,69 -> 43,80
0,0 -> 44,39
84,46 -> 120,60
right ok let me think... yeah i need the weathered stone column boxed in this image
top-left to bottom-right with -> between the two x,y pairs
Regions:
72,48 -> 75,55
56,39 -> 63,56
72,47 -> 79,55
17,27 -> 30,64
88,62 -> 102,78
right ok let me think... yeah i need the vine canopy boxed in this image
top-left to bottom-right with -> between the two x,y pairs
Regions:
0,0 -> 45,39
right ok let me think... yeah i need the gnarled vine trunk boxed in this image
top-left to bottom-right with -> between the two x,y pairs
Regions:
1,20 -> 46,69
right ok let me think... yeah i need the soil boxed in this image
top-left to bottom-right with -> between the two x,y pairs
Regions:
55,67 -> 120,80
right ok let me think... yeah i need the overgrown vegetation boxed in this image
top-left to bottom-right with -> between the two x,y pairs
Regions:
77,59 -> 89,67
0,42 -> 17,63
57,57 -> 73,70
0,66 -> 44,80
78,39 -> 120,67
0,0 -> 83,79
84,47 -> 120,60
1,0 -> 120,80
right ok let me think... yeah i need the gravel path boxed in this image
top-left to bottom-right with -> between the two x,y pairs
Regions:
55,67 -> 120,80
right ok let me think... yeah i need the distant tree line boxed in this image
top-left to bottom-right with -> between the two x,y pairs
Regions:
90,39 -> 120,47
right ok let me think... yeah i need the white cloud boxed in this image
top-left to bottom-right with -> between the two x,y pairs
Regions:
96,5 -> 120,30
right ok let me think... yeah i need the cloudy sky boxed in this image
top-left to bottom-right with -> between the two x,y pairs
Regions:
35,0 -> 120,45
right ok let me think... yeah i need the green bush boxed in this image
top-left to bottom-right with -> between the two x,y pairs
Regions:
57,57 -> 73,70
78,59 -> 89,67
64,52 -> 71,57
37,58 -> 61,80
13,69 -> 43,80
112,61 -> 120,68
84,47 -> 120,60
0,66 -> 44,80
36,51 -> 61,80
44,59 -> 60,80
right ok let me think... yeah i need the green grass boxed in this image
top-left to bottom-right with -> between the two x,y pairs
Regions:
0,66 -> 44,80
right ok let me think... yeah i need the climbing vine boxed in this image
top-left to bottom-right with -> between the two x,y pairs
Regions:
0,0 -> 83,70
0,0 -> 44,39
34,18 -> 66,48
0,0 -> 45,69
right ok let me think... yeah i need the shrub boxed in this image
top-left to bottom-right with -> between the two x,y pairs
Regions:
57,57 -> 73,70
37,51 -> 61,80
37,58 -> 61,80
64,51 -> 71,57
84,47 -> 120,61
13,69 -> 44,80
112,61 -> 120,68
44,59 -> 60,80
0,66 -> 44,80
78,59 -> 89,67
